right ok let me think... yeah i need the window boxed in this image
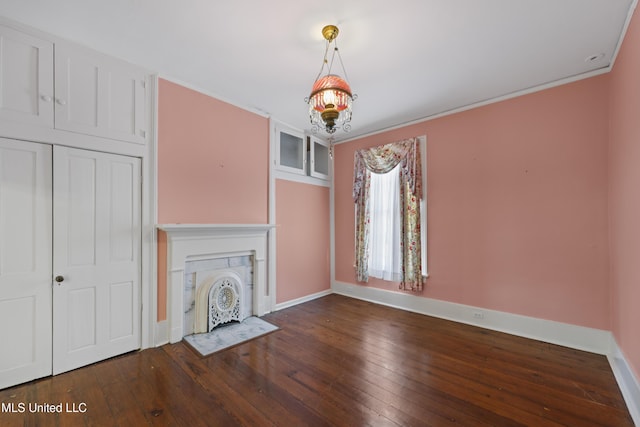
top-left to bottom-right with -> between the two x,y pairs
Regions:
368,164 -> 402,281
353,136 -> 426,291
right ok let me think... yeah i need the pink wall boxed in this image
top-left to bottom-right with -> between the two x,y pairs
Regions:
157,230 -> 167,321
276,179 -> 330,303
609,6 -> 640,380
156,79 -> 269,319
335,76 -> 611,330
157,79 -> 269,224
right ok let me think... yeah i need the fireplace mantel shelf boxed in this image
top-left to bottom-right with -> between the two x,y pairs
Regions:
157,224 -> 276,234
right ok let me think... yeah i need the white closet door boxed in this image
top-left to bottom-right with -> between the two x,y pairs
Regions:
53,146 -> 141,375
0,139 -> 52,389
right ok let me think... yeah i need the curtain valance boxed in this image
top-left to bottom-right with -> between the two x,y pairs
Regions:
353,138 -> 422,204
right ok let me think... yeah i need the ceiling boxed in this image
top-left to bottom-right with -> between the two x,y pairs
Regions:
0,0 -> 636,142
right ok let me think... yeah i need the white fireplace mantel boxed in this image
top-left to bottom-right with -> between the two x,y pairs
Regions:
158,223 -> 276,343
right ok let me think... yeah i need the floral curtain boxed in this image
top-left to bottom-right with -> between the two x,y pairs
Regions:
353,137 -> 423,291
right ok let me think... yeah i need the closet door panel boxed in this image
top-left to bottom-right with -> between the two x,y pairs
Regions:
53,146 -> 141,375
0,138 -> 52,389
66,155 -> 97,266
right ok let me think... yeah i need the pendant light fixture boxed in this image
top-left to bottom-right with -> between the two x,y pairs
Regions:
305,25 -> 356,134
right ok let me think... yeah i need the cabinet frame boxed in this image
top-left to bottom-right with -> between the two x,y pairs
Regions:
271,120 -> 332,186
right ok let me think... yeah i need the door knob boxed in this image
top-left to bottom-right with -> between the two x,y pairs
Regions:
54,275 -> 64,283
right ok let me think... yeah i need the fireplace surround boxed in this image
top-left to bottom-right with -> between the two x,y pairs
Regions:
158,224 -> 275,343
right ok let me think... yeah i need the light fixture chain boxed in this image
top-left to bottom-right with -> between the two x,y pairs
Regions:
335,41 -> 351,86
312,40 -> 332,84
326,40 -> 337,74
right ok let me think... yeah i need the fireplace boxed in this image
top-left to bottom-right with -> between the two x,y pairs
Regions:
186,255 -> 253,335
158,224 -> 275,343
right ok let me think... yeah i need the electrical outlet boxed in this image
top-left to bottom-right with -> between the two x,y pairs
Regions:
473,311 -> 485,320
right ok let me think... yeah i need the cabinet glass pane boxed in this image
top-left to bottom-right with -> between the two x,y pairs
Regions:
313,142 -> 329,175
279,132 -> 303,170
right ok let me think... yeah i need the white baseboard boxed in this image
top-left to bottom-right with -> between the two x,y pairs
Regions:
274,289 -> 333,311
608,340 -> 640,426
332,280 -> 612,354
154,320 -> 169,347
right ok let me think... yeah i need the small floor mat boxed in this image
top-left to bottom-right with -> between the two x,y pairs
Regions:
183,316 -> 279,357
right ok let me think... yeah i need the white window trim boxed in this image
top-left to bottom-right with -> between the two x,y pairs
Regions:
419,135 -> 428,278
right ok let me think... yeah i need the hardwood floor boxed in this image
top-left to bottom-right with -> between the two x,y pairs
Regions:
0,294 -> 633,426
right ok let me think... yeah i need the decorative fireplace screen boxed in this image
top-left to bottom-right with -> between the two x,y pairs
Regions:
194,270 -> 245,333
208,276 -> 242,330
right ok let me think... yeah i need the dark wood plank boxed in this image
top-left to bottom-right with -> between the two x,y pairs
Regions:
0,294 -> 633,426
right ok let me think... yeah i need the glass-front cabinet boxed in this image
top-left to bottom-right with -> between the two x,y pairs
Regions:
308,136 -> 330,180
273,122 -> 331,183
275,125 -> 306,176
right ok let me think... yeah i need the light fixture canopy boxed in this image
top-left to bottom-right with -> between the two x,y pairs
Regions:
305,25 -> 356,134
